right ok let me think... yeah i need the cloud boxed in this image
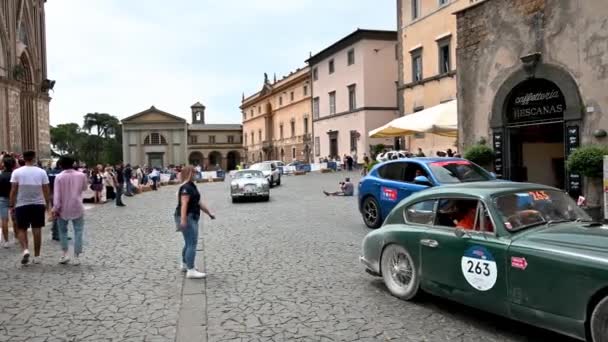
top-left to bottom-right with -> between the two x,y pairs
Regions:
45,0 -> 395,126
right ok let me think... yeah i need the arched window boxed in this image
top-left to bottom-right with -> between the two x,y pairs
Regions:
144,133 -> 167,145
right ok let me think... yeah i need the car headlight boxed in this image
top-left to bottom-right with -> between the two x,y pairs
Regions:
231,182 -> 238,189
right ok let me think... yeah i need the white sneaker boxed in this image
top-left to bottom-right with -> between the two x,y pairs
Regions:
1,241 -> 9,248
21,250 -> 30,265
72,256 -> 81,266
186,269 -> 206,279
59,255 -> 70,264
32,256 -> 40,264
180,263 -> 187,272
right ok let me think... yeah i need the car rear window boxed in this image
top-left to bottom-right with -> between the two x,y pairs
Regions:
428,160 -> 492,184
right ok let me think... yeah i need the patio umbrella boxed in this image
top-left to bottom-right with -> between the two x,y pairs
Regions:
369,100 -> 458,138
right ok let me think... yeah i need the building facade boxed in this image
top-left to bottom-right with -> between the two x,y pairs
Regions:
241,67 -> 312,163
0,0 -> 52,157
187,102 -> 243,170
455,0 -> 608,200
122,103 -> 243,170
396,0 -> 475,155
308,29 -> 398,162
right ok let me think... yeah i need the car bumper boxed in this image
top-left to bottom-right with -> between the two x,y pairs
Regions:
231,191 -> 269,197
359,256 -> 380,276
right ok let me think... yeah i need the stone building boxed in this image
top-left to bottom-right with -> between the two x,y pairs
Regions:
121,102 -> 242,170
187,102 -> 243,170
0,0 -> 52,157
308,29 -> 398,161
396,0 -> 478,155
455,0 -> 608,199
241,67 -> 312,163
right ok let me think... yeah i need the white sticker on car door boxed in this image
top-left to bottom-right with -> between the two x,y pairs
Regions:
461,245 -> 497,291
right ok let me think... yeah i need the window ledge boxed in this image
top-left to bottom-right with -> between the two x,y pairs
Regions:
399,70 -> 456,90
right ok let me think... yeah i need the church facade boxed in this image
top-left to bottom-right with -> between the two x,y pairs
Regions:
121,102 -> 243,170
0,0 -> 52,157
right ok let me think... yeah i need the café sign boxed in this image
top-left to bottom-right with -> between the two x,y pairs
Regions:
506,78 -> 566,125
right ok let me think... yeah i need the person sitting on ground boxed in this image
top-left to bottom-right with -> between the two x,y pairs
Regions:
323,178 -> 354,197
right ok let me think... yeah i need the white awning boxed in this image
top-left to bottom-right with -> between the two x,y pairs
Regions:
369,100 -> 457,138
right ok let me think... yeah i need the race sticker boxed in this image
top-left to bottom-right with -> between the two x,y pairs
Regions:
461,245 -> 498,291
511,256 -> 528,270
380,187 -> 398,202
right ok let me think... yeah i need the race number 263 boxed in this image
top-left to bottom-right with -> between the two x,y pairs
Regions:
467,260 -> 491,276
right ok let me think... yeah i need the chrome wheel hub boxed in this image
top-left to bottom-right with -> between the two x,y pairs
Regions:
390,252 -> 412,287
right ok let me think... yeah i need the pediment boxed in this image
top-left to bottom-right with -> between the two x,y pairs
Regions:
122,106 -> 186,124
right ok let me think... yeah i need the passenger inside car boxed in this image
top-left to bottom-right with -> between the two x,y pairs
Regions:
455,202 -> 477,230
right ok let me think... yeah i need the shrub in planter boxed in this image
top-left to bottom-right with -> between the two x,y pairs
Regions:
463,144 -> 494,167
566,145 -> 608,178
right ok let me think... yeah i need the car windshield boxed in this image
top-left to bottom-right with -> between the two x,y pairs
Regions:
428,160 -> 493,183
235,170 -> 264,179
494,189 -> 592,232
250,163 -> 271,171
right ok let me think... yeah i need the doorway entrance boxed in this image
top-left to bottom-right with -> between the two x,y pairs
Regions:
226,151 -> 240,171
328,131 -> 338,158
508,122 -> 564,188
503,78 -> 567,188
148,153 -> 164,169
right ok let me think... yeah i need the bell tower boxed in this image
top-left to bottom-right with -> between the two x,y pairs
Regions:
191,102 -> 206,124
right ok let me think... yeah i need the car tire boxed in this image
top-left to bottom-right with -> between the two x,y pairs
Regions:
362,197 -> 382,229
269,177 -> 274,188
262,195 -> 270,202
380,244 -> 420,301
591,296 -> 608,342
231,197 -> 238,203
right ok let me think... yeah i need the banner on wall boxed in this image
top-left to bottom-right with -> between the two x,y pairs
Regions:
604,156 -> 608,220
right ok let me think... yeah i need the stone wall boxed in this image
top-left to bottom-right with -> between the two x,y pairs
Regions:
457,0 -> 608,148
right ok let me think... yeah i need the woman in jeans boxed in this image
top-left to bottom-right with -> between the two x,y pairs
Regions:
175,166 -> 215,279
0,156 -> 16,247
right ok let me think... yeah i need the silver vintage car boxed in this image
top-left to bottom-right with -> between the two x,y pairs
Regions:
230,170 -> 270,202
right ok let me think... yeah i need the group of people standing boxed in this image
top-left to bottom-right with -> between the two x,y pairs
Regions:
0,151 -> 87,265
1,151 -> 216,281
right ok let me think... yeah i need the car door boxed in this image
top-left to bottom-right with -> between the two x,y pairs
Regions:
374,162 -> 412,218
419,198 -> 510,316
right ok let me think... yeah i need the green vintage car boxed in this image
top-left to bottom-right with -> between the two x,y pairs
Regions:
360,181 -> 608,341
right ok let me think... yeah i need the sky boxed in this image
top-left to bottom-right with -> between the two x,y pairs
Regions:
45,1 -> 396,126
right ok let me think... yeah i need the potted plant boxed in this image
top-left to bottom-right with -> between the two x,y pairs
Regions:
567,145 -> 608,221
464,143 -> 494,171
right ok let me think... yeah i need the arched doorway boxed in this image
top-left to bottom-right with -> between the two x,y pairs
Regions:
189,151 -> 204,166
208,151 -> 222,168
491,62 -> 583,195
226,151 -> 240,171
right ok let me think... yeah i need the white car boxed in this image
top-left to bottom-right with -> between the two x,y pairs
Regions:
250,162 -> 281,187
376,150 -> 408,162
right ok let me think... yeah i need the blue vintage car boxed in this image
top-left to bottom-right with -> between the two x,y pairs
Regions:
358,158 -> 496,228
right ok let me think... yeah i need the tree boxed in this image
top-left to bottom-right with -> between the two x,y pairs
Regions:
50,123 -> 82,156
50,113 -> 123,166
83,112 -> 120,138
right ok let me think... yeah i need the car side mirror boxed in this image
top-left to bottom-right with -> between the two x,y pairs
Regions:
490,172 -> 497,180
414,176 -> 433,187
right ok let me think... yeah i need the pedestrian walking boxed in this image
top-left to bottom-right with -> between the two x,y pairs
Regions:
52,156 -> 88,265
103,167 -> 116,200
0,156 -> 16,247
114,163 -> 126,207
9,150 -> 51,265
124,164 -> 134,196
175,166 -> 215,279
150,167 -> 160,191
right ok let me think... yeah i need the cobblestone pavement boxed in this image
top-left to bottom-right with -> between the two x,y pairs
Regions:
0,172 -> 576,341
